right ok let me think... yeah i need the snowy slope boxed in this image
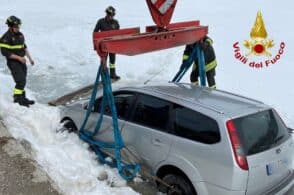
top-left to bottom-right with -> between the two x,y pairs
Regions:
1,0 -> 294,194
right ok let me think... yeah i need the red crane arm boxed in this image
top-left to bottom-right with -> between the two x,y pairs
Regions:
93,0 -> 208,66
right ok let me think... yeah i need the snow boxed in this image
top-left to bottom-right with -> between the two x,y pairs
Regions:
0,75 -> 137,195
0,0 -> 294,194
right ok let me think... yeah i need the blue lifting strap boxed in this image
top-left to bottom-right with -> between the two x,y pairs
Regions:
79,65 -> 140,181
196,45 -> 206,86
172,43 -> 206,86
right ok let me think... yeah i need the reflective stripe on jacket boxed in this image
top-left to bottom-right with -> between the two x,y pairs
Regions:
0,43 -> 25,49
183,37 -> 217,72
0,30 -> 27,59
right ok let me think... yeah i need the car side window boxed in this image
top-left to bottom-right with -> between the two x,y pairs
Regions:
172,104 -> 220,144
131,94 -> 171,132
93,98 -> 102,112
93,92 -> 136,120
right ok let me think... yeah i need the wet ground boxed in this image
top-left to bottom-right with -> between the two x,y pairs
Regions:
0,121 -> 60,195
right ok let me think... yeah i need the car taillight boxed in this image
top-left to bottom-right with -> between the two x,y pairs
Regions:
226,120 -> 248,171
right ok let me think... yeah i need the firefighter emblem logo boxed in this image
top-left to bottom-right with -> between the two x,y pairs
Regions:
233,11 -> 285,69
244,11 -> 274,57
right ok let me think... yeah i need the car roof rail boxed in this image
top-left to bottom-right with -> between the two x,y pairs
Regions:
170,82 -> 263,104
142,84 -> 225,114
207,88 -> 264,104
185,98 -> 225,114
169,81 -> 191,88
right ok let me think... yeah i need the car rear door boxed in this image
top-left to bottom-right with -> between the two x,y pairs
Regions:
246,139 -> 293,195
122,93 -> 173,169
232,109 -> 293,195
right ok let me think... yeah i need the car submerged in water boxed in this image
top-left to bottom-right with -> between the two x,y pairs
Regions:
59,82 -> 294,195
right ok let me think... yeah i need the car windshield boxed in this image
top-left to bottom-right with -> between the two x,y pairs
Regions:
232,109 -> 290,155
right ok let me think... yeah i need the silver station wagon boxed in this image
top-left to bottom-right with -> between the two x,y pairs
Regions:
59,83 -> 294,195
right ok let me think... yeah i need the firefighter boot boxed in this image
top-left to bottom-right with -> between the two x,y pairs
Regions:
110,68 -> 120,80
13,94 -> 29,107
22,91 -> 35,105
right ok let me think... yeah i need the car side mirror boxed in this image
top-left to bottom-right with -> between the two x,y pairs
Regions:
84,102 -> 100,112
83,102 -> 88,110
289,128 -> 294,134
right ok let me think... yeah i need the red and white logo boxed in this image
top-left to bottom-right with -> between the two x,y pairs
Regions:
233,11 -> 285,69
151,0 -> 175,14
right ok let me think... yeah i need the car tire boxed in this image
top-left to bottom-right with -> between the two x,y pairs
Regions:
59,119 -> 78,133
160,174 -> 196,195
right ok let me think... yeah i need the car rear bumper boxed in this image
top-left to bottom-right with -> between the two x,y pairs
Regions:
263,169 -> 294,195
194,181 -> 246,195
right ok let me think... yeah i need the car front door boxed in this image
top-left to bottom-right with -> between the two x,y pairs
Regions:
122,93 -> 173,170
84,92 -> 136,155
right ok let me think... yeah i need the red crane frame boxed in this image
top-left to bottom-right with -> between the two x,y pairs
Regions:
93,0 -> 208,67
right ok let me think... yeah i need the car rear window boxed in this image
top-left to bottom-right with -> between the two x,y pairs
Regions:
232,109 -> 290,155
173,105 -> 220,144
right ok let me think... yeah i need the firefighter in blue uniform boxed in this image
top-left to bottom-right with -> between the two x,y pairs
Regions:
94,6 -> 120,79
0,16 -> 35,107
183,36 -> 217,88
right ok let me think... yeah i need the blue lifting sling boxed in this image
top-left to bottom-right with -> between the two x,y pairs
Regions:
172,43 -> 206,86
79,65 -> 140,181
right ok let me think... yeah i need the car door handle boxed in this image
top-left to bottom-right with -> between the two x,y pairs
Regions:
152,138 -> 162,146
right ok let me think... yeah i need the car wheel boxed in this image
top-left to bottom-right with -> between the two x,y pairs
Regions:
160,174 -> 196,195
58,119 -> 78,133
